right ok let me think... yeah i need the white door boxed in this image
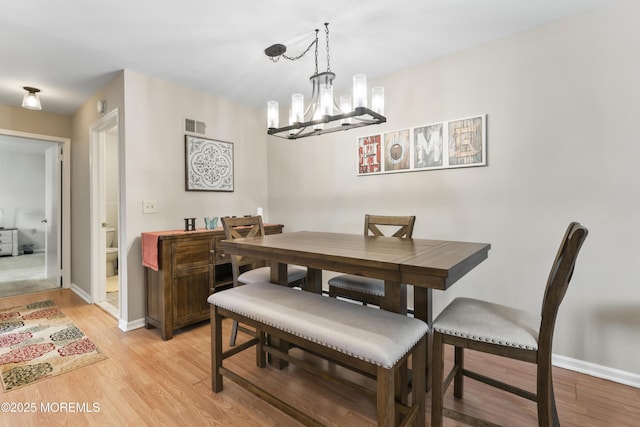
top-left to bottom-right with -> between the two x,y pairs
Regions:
44,144 -> 62,285
90,109 -> 120,319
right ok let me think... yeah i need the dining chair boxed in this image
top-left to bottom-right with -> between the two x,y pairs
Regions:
221,215 -> 307,346
328,214 -> 416,306
431,222 -> 588,427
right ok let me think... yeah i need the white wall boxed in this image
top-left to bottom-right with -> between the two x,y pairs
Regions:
267,0 -> 640,376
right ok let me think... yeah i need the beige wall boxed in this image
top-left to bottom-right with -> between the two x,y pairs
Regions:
70,69 -> 268,324
267,0 -> 640,377
70,72 -> 125,302
0,105 -> 71,138
121,69 -> 269,322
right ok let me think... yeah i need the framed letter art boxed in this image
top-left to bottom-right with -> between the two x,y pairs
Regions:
357,114 -> 487,176
185,135 -> 234,192
447,115 -> 486,167
358,134 -> 382,174
383,129 -> 410,172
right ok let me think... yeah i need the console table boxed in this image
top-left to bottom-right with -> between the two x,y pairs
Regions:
143,224 -> 284,340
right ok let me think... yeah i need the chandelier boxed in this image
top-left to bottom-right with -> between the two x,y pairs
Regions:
266,23 -> 386,140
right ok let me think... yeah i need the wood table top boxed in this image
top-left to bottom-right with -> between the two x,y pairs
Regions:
221,231 -> 490,291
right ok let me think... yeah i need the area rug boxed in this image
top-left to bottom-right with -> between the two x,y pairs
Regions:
0,300 -> 107,391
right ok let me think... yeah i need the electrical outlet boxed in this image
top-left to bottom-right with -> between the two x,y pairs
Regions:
142,200 -> 157,214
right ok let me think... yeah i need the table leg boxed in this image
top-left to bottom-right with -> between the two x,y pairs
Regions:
304,267 -> 323,294
381,281 -> 407,315
270,261 -> 288,286
413,287 -> 433,392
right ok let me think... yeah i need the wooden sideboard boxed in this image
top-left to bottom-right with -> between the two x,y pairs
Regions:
144,224 -> 284,340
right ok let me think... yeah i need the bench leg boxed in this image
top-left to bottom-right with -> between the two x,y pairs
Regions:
412,337 -> 427,427
211,305 -> 223,392
431,332 -> 445,427
377,366 -> 395,427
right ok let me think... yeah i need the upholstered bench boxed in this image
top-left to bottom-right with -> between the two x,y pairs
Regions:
209,282 -> 428,427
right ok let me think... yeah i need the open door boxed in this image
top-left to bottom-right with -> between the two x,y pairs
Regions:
44,144 -> 62,286
0,129 -> 70,292
90,109 -> 120,320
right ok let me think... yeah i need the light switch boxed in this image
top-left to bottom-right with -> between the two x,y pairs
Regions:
143,200 -> 157,214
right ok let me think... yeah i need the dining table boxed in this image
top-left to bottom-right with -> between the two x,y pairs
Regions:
220,230 -> 491,388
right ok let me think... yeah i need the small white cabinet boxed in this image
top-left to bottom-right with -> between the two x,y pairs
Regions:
0,228 -> 18,257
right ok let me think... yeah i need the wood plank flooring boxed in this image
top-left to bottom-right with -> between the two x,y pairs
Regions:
1,289 -> 638,426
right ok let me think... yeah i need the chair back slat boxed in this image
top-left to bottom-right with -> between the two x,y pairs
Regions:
538,222 -> 588,351
364,214 -> 416,239
221,216 -> 266,287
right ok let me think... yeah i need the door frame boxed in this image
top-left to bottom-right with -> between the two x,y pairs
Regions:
89,109 -> 119,318
0,128 -> 70,288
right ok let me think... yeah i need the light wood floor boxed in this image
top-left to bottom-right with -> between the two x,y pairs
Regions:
1,289 -> 638,426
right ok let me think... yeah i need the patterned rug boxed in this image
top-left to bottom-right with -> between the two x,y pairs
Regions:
0,300 -> 107,391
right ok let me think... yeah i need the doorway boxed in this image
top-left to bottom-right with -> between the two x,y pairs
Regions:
90,109 -> 120,319
0,129 -> 70,298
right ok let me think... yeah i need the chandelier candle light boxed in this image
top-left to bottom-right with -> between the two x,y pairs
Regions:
266,23 -> 386,139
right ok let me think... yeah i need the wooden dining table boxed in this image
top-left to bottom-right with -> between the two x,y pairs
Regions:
220,231 -> 491,388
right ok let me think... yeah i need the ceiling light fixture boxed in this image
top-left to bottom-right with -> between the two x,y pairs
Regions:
21,86 -> 42,110
266,23 -> 386,140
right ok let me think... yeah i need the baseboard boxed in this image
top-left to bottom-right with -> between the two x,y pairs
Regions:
69,282 -> 144,332
119,317 -> 145,333
69,282 -> 93,304
553,354 -> 640,389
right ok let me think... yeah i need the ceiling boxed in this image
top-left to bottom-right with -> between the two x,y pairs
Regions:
0,0 -> 613,116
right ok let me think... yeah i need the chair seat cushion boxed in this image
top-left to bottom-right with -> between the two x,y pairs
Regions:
433,297 -> 540,350
209,282 -> 428,369
328,274 -> 384,296
238,265 -> 307,284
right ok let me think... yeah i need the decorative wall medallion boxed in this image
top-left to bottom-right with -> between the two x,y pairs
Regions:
185,135 -> 234,192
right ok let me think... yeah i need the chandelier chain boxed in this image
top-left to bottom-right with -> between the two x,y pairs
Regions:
324,23 -> 331,73
273,29 -> 319,67
314,28 -> 319,75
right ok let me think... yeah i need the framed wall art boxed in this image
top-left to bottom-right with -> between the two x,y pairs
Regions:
358,134 -> 382,174
185,135 -> 234,192
357,114 -> 487,175
447,115 -> 486,167
383,129 -> 410,172
414,123 -> 443,169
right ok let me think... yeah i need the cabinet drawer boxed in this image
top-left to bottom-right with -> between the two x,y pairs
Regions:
0,243 -> 12,254
171,239 -> 213,271
0,231 -> 13,240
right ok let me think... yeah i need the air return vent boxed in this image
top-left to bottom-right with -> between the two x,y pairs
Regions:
185,118 -> 206,135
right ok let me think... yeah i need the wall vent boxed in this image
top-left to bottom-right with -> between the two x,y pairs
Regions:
185,118 -> 206,135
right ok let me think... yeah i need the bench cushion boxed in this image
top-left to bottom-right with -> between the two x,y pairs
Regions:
239,265 -> 307,284
209,282 -> 428,369
328,274 -> 384,296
